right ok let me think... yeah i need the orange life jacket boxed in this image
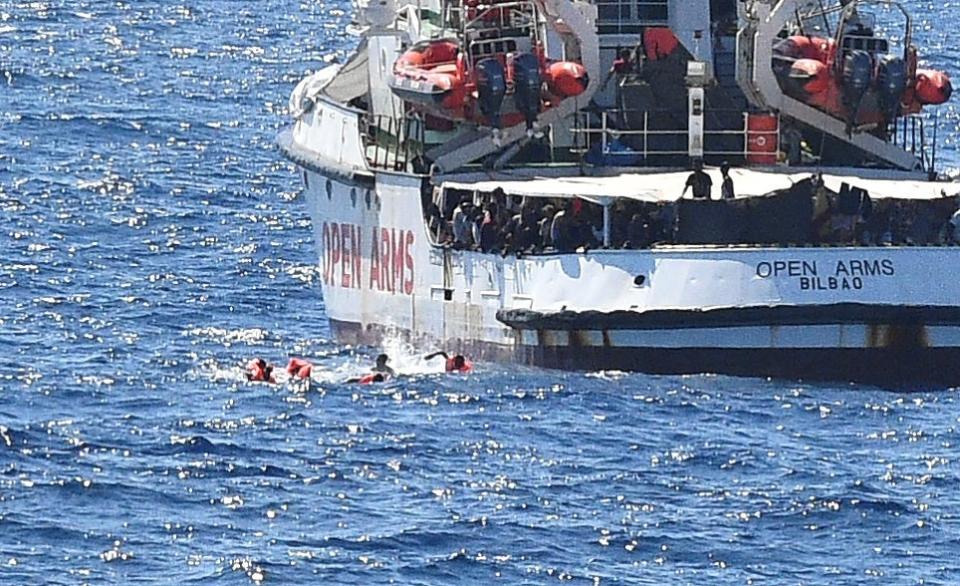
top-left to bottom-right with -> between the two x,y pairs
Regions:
446,358 -> 474,373
286,358 -> 313,380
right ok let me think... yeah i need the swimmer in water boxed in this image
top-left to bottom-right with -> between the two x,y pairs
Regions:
344,354 -> 397,384
424,351 -> 473,373
286,357 -> 314,380
371,353 -> 396,377
345,372 -> 388,384
246,358 -> 277,383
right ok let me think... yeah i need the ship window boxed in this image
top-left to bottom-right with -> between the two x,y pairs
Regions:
597,0 -> 667,34
303,171 -> 309,188
325,179 -> 333,199
634,275 -> 646,287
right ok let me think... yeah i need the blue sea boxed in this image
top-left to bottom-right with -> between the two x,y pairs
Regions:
2,1 -> 960,584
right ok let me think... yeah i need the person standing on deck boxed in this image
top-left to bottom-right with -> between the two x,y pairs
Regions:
682,159 -> 713,199
720,161 -> 735,200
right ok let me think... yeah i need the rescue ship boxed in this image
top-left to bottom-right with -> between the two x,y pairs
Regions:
278,0 -> 960,384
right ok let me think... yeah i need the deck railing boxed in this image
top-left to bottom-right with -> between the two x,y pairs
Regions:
890,113 -> 934,173
362,114 -> 426,172
572,109 -> 781,163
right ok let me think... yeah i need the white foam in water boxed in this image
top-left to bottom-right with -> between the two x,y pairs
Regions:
377,332 -> 448,376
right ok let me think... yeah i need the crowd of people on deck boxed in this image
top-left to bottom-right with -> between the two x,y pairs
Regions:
424,160 -> 960,252
426,186 -> 682,254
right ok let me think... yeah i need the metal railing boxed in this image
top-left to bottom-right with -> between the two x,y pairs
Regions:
890,113 -> 933,172
362,114 -> 426,172
571,109 -> 781,162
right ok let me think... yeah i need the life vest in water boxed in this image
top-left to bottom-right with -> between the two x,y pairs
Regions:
286,358 -> 313,380
357,372 -> 388,384
445,357 -> 473,374
246,359 -> 276,383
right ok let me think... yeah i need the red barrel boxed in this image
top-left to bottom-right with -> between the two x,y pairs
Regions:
746,113 -> 779,165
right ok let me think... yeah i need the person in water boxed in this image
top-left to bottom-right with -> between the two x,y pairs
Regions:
286,358 -> 313,380
344,353 -> 397,384
346,372 -> 388,384
424,351 -> 473,373
246,358 -> 276,383
372,353 -> 396,377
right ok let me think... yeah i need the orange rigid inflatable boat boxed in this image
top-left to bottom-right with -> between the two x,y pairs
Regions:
774,34 -> 952,124
388,38 -> 588,128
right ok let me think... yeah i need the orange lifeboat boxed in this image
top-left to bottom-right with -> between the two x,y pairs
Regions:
388,40 -> 469,117
773,34 -> 952,124
389,38 -> 589,129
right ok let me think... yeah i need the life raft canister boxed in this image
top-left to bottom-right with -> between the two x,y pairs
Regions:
286,358 -> 313,380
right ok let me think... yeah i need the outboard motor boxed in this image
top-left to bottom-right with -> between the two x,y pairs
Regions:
475,58 -> 507,129
512,53 -> 542,130
876,55 -> 907,119
841,49 -> 873,129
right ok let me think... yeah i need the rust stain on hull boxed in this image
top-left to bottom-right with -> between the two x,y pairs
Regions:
866,324 -> 929,349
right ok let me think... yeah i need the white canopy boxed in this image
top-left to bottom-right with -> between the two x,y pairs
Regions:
442,167 -> 960,204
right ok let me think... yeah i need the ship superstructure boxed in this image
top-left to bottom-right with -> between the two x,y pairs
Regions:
279,0 -> 960,384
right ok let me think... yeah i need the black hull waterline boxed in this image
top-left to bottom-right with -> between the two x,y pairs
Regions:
330,304 -> 960,387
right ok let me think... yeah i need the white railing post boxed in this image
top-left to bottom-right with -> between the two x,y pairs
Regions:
643,111 -> 648,159
601,111 -> 608,154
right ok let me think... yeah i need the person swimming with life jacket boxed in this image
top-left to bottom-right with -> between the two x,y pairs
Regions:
424,351 -> 473,373
245,354 -> 395,386
245,358 -> 277,384
344,353 -> 397,384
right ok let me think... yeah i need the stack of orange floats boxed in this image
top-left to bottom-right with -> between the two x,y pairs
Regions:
388,38 -> 589,129
774,34 -> 952,125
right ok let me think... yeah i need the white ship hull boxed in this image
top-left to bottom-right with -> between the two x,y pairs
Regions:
288,146 -> 960,384
279,0 -> 960,384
